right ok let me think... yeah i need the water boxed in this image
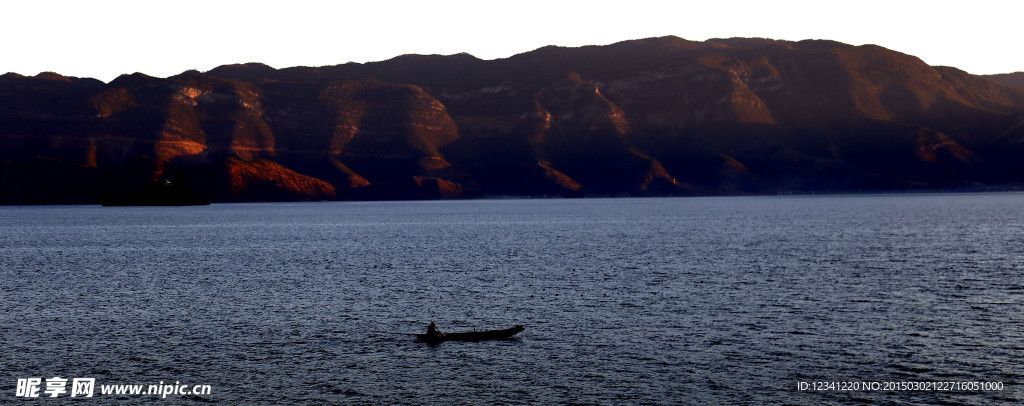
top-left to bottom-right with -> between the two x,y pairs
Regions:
1,194 -> 1022,404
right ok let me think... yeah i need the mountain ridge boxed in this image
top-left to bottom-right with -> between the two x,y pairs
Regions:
982,72 -> 1024,90
3,36 -> 1024,204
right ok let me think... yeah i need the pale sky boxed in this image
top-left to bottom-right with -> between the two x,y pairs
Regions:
3,0 -> 1021,82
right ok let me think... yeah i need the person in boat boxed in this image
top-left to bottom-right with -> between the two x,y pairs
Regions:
426,321 -> 441,337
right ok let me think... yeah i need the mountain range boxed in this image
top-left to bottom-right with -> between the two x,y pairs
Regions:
3,36 -> 1024,204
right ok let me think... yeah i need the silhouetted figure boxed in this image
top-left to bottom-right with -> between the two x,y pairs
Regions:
427,322 -> 441,337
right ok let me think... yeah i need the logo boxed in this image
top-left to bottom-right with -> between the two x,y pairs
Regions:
16,377 -> 94,398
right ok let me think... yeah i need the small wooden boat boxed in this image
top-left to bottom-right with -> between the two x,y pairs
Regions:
416,325 -> 525,344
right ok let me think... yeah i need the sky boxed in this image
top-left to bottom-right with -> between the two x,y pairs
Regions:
3,0 -> 1021,83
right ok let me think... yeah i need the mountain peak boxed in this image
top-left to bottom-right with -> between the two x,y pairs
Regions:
33,72 -> 73,82
206,62 -> 277,80
385,52 -> 481,63
108,72 -> 160,87
610,35 -> 699,49
794,39 -> 856,49
0,72 -> 27,80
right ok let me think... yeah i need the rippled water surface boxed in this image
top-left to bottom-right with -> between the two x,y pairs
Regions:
2,194 -> 1023,404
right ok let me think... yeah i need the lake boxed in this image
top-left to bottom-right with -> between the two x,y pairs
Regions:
2,194 -> 1022,404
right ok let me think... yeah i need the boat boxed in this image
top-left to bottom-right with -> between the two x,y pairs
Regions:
415,325 -> 525,344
